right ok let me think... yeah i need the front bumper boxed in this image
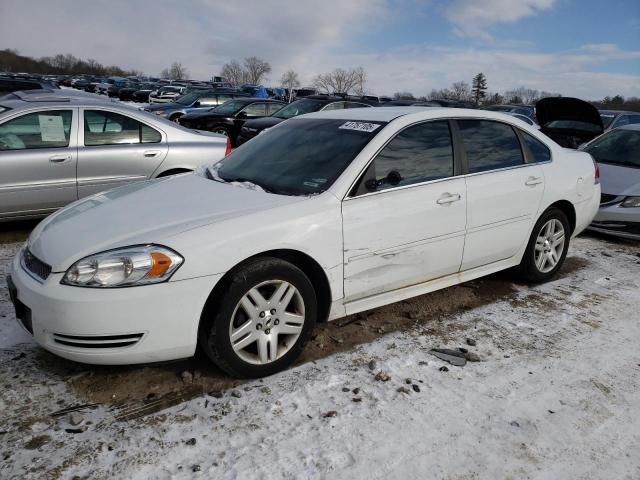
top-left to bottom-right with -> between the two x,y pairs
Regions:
8,251 -> 221,365
588,202 -> 640,240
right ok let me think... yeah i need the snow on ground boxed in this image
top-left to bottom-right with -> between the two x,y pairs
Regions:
1,232 -> 639,480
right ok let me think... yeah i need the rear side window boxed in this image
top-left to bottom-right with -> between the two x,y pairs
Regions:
521,131 -> 551,163
458,120 -> 524,173
240,103 -> 266,117
366,121 -> 454,192
84,110 -> 161,146
0,110 -> 72,150
267,103 -> 284,114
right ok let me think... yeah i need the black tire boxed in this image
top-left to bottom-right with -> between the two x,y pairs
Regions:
198,257 -> 317,378
169,114 -> 183,123
515,207 -> 571,283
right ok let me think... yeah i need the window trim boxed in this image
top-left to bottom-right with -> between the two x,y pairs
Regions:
80,107 -> 163,147
346,119 -> 461,199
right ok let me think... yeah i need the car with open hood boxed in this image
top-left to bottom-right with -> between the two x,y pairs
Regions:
536,97 -> 604,149
581,124 -> 640,240
7,107 -> 600,378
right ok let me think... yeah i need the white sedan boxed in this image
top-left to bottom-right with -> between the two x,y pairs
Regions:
8,107 -> 601,378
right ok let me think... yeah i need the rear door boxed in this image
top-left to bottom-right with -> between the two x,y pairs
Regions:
0,107 -> 78,217
458,119 -> 546,270
77,108 -> 168,198
342,120 -> 466,303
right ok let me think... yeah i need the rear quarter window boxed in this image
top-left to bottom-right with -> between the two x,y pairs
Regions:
521,131 -> 551,163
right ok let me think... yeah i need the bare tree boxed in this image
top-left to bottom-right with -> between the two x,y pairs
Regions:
243,56 -> 272,85
393,91 -> 415,100
312,67 -> 367,95
161,62 -> 188,80
220,60 -> 246,86
504,87 -> 541,105
449,81 -> 472,101
280,69 -> 300,102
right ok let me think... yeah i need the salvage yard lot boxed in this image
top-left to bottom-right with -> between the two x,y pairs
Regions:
0,223 -> 639,479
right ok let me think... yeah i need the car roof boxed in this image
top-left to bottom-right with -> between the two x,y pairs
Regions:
295,106 -> 542,125
598,109 -> 636,115
0,90 -> 124,109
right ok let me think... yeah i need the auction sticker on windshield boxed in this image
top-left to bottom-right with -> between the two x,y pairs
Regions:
339,121 -> 381,133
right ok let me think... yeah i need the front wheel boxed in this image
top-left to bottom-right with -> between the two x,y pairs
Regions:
199,257 -> 317,378
516,207 -> 570,283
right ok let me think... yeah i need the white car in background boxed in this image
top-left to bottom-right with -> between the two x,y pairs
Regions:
149,86 -> 187,104
8,107 -> 600,378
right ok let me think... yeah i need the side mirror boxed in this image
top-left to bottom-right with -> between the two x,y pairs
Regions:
364,170 -> 403,192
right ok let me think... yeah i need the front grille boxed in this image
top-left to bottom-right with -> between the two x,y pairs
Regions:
600,193 -> 619,205
52,332 -> 144,349
22,248 -> 52,281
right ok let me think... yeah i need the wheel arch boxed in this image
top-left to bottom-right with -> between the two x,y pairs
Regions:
155,168 -> 192,178
545,200 -> 576,234
201,249 -> 333,326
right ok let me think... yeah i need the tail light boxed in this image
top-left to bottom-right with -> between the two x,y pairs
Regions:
225,137 -> 232,156
593,158 -> 600,185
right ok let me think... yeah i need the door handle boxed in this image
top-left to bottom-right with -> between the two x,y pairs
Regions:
143,150 -> 161,158
436,193 -> 461,205
525,176 -> 543,186
49,154 -> 71,164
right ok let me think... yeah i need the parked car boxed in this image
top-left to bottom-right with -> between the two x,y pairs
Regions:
0,76 -> 59,96
178,98 -> 286,146
6,107 -> 600,378
132,83 -> 159,103
536,97 -> 604,149
0,90 -> 230,221
484,104 -> 536,121
237,95 -> 372,145
144,90 -> 248,122
117,84 -> 141,101
598,110 -> 640,131
149,86 -> 187,104
580,124 -> 640,240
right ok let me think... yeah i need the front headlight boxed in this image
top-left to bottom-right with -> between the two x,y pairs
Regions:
62,245 -> 183,288
621,196 -> 640,208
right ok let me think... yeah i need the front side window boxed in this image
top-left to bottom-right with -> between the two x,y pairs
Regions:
213,118 -> 383,195
521,131 -> 551,163
322,102 -> 346,111
365,121 -> 454,192
267,103 -> 284,114
84,110 -> 161,146
458,120 -> 524,173
240,103 -> 267,117
0,110 -> 72,150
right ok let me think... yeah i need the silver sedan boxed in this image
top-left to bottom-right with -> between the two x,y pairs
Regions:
0,91 -> 229,221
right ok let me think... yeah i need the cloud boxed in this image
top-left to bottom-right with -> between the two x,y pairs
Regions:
444,0 -> 556,40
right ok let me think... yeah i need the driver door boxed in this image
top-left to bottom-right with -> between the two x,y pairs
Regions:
342,120 -> 467,304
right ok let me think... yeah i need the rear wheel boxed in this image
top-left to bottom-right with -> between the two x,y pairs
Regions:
199,257 -> 317,378
516,207 -> 570,283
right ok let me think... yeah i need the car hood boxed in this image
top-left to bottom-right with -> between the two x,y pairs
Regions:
598,162 -> 640,196
28,174 -> 303,272
243,117 -> 285,130
536,97 -> 604,135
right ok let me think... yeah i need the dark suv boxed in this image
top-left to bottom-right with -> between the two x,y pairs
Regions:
0,76 -> 59,96
237,95 -> 373,145
178,98 -> 286,146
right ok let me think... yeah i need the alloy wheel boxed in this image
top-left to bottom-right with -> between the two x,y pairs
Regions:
534,219 -> 565,273
228,280 -> 305,365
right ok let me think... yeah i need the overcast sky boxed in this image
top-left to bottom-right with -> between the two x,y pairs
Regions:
1,0 -> 639,99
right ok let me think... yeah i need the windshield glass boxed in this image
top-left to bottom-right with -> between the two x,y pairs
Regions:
544,120 -> 602,133
176,92 -> 202,105
212,118 -> 385,195
599,113 -> 615,129
273,99 -> 325,119
213,100 -> 247,115
583,129 -> 640,168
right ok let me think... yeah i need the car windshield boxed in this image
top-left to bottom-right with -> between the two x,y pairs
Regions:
213,100 -> 247,115
583,129 -> 640,168
272,99 -> 325,119
210,118 -> 385,195
544,120 -> 602,133
599,113 -> 616,129
175,92 -> 202,105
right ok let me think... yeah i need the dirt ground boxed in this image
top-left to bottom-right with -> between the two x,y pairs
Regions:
1,220 -> 638,479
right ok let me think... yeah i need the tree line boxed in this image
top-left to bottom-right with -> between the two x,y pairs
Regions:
2,49 -> 638,111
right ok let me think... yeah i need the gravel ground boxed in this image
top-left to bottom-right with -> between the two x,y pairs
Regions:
0,222 -> 638,480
